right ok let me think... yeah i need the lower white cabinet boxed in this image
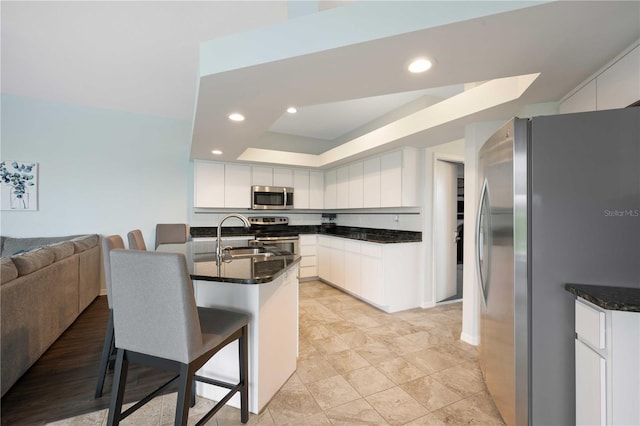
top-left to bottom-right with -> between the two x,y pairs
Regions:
574,298 -> 640,426
298,234 -> 317,279
316,235 -> 419,313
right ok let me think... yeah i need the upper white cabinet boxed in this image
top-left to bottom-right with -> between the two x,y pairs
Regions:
194,146 -> 418,210
273,168 -> 294,187
348,162 -> 364,208
363,157 -> 381,208
380,151 -> 402,207
559,80 -> 597,114
194,161 -> 225,208
560,45 -> 640,114
597,45 -> 640,111
309,171 -> 324,209
336,166 -> 349,209
324,169 -> 337,209
252,167 -> 273,186
293,169 -> 310,209
224,164 -> 251,208
323,147 -> 418,209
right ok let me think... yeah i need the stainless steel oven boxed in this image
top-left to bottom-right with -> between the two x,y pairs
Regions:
247,216 -> 299,255
252,235 -> 299,255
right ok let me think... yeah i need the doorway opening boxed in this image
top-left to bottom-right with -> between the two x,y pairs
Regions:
433,159 -> 464,304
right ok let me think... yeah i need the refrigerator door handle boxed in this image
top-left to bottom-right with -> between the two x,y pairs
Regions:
476,179 -> 491,307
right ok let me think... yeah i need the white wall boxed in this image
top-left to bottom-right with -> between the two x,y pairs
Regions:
0,94 -> 191,249
421,138 -> 465,308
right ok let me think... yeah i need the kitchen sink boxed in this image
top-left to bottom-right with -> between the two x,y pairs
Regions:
225,246 -> 273,258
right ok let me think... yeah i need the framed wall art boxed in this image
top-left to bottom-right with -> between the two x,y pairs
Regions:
1,161 -> 38,211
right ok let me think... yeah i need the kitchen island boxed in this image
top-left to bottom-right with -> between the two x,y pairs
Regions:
158,241 -> 300,414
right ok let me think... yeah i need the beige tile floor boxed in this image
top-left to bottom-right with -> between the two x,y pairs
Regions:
50,281 -> 505,426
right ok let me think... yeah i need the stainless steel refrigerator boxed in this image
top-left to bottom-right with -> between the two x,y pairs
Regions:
476,107 -> 639,426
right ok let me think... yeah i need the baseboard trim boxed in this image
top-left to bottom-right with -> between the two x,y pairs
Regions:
460,332 -> 479,346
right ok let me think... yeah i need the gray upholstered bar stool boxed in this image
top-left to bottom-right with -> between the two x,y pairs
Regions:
126,229 -> 147,251
107,250 -> 249,426
94,235 -> 126,398
155,223 -> 189,249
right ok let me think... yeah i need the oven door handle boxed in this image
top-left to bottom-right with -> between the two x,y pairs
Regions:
254,236 -> 299,242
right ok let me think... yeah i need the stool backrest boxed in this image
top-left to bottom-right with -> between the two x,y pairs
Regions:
127,229 -> 147,251
155,224 -> 189,249
109,250 -> 202,364
102,235 -> 125,309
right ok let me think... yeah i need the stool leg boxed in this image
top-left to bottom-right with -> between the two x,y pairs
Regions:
95,310 -> 115,398
239,326 -> 249,424
107,349 -> 128,426
175,363 -> 194,426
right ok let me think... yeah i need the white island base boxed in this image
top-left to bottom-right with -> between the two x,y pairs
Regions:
192,264 -> 299,414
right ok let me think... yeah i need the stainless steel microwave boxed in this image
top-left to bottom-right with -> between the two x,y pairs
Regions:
251,186 -> 293,210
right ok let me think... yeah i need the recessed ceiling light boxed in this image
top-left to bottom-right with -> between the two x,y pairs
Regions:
408,58 -> 433,73
228,113 -> 245,122
211,150 -> 223,155
287,107 -> 297,114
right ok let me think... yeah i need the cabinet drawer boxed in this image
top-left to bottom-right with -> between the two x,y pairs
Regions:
300,256 -> 316,267
299,245 -> 317,256
575,299 -> 606,350
299,234 -> 317,245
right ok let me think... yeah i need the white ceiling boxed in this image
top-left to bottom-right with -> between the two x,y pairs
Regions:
2,1 -> 639,168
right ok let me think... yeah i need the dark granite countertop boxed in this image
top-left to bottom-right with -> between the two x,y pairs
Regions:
565,283 -> 640,312
190,225 -> 421,244
157,241 -> 300,284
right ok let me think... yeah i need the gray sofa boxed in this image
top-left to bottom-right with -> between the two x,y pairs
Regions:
0,234 -> 101,396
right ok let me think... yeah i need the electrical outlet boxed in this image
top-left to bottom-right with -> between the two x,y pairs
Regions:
394,215 -> 399,222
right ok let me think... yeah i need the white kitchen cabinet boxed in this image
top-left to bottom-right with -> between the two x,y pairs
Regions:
324,169 -> 337,209
194,160 -> 225,208
574,297 -> 640,426
224,164 -> 251,208
317,236 -> 331,281
343,240 -> 361,295
293,169 -> 310,209
597,45 -> 640,111
560,45 -> 640,114
348,162 -> 364,208
576,338 -> 606,426
336,166 -> 349,209
298,234 -> 317,279
309,171 -> 324,209
252,166 -> 273,186
193,262 -> 298,414
559,80 -> 597,114
363,157 -> 381,208
380,151 -> 402,207
273,168 -> 293,188
329,237 -> 345,288
317,235 -> 420,313
360,243 -> 383,305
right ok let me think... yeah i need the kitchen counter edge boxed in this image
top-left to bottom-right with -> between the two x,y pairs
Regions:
565,283 -> 640,312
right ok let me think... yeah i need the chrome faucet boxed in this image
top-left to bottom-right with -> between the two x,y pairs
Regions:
216,214 -> 251,259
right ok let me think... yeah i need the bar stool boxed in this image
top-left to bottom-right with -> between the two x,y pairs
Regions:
155,223 -> 189,249
94,235 -> 125,398
107,250 -> 249,426
127,229 -> 147,251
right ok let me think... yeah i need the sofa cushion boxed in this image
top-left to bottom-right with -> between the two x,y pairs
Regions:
0,257 -> 18,284
48,241 -> 75,261
11,248 -> 55,276
70,235 -> 99,253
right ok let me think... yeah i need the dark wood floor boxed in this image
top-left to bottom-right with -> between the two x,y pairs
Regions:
1,296 -> 176,425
